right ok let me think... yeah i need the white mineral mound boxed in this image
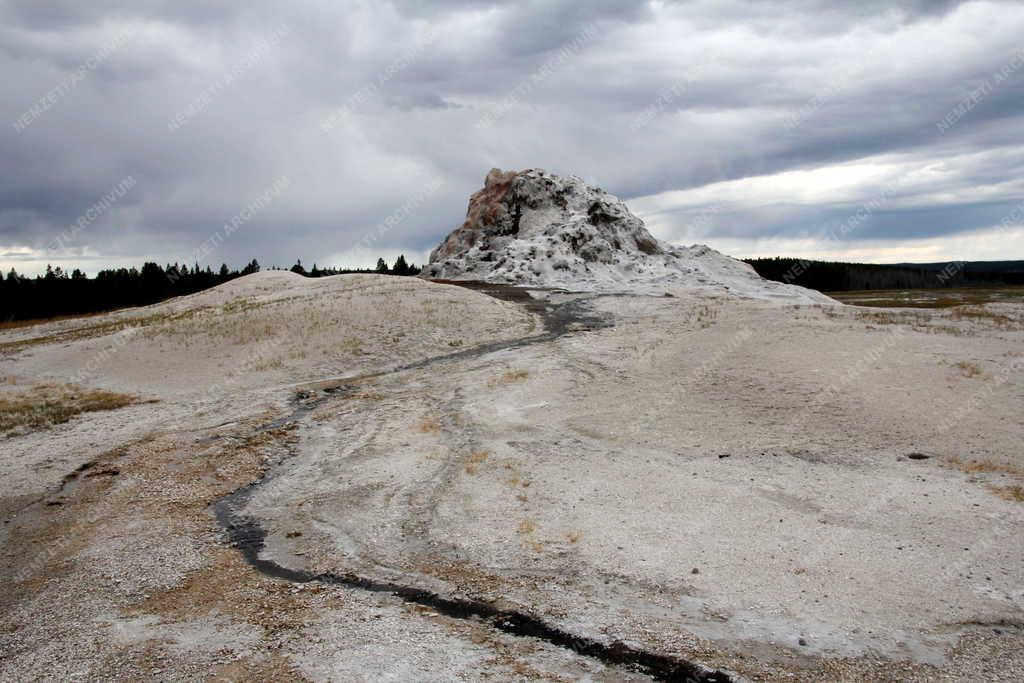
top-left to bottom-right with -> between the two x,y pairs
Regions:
421,168 -> 832,303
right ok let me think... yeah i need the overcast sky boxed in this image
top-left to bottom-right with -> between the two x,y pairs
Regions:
3,0 -> 1024,276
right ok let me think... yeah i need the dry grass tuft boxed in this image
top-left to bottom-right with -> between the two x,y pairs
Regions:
338,336 -> 364,355
947,456 -> 1022,476
0,385 -> 139,436
487,369 -> 530,387
988,485 -> 1024,502
694,305 -> 719,328
517,519 -> 536,535
348,389 -> 383,401
847,306 -> 1015,336
1,319 -> 142,355
949,306 -> 1016,326
464,451 -> 488,474
417,416 -> 441,434
954,360 -> 982,378
946,457 -> 1024,503
855,310 -> 917,326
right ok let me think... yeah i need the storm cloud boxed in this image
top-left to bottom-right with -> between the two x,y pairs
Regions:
3,0 -> 1024,275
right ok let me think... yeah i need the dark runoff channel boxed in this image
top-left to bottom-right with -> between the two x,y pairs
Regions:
213,281 -> 734,683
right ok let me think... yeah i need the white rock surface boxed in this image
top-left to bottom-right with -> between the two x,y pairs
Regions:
3,269 -> 1024,680
422,168 -> 832,303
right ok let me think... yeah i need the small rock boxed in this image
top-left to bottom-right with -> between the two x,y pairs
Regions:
798,638 -> 808,646
691,568 -> 700,574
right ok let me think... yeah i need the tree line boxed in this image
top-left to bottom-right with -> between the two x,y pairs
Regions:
1,255 -> 421,322
746,257 -> 1024,292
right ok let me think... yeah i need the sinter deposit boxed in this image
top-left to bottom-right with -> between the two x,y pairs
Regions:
422,168 -> 830,302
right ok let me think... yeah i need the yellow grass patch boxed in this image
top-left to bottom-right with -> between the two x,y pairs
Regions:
989,485 -> 1024,503
947,456 -> 1022,476
949,306 -> 1016,327
0,385 -> 139,435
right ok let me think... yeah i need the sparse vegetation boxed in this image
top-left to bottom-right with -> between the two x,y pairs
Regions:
949,306 -> 1016,327
0,277 -> 534,371
464,450 -> 489,474
830,286 -> 1024,308
946,457 -> 1024,503
339,336 -> 364,355
0,385 -> 139,436
418,416 -> 441,434
954,361 -> 982,378
989,485 -> 1024,503
220,297 -> 266,315
855,310 -> 903,326
694,305 -> 718,328
488,369 -> 530,387
947,457 -> 1022,476
846,302 -> 1024,336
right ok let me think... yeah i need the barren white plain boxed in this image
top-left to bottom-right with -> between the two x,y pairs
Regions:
2,271 -> 1022,681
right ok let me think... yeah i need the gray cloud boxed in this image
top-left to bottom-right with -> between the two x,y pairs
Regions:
2,0 -> 1024,274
